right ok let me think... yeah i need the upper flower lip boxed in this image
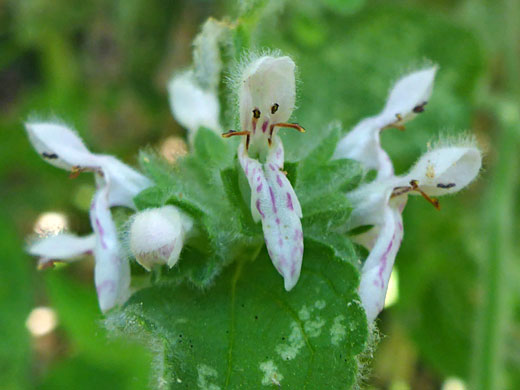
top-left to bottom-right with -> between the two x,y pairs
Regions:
381,65 -> 438,125
25,121 -> 152,209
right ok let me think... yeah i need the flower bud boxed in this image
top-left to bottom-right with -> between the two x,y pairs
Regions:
129,206 -> 193,271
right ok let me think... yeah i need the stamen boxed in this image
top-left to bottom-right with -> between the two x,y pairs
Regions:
38,260 -> 56,270
268,123 -> 305,147
382,114 -> 406,131
221,130 -> 250,138
70,166 -> 84,179
269,123 -> 306,133
410,180 -> 440,210
391,186 -> 412,198
391,181 -> 441,210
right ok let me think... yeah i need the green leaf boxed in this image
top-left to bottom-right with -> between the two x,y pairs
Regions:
301,192 -> 352,229
304,230 -> 360,269
193,127 -> 233,168
297,158 -> 362,203
220,166 -> 260,236
107,242 -> 368,390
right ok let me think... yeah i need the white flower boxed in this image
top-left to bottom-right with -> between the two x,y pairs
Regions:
350,143 -> 481,321
224,55 -> 305,291
333,66 -> 437,179
26,122 -> 152,312
129,206 -> 193,271
334,67 -> 482,322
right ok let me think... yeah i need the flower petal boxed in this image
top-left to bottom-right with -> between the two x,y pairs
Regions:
238,55 -> 297,160
168,71 -> 221,140
347,180 -> 393,230
96,155 -> 152,209
358,204 -> 404,322
90,182 -> 130,312
28,233 -> 96,268
129,206 -> 193,271
401,145 -> 482,197
238,139 -> 303,291
239,56 -> 296,133
26,122 -> 98,171
381,66 -> 438,125
26,121 -> 151,210
333,117 -> 394,179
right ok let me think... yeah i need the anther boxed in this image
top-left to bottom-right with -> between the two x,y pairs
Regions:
413,102 -> 427,113
70,166 -> 83,179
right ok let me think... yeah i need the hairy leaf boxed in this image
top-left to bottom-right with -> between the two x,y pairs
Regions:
107,242 -> 368,390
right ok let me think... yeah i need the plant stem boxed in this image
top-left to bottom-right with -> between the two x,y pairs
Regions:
472,113 -> 518,390
469,0 -> 520,387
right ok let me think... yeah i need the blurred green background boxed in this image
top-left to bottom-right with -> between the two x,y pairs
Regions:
1,0 -> 519,389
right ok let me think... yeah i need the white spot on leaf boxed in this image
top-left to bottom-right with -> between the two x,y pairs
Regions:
314,300 -> 326,310
330,315 -> 347,345
197,364 -> 221,390
275,321 -> 304,361
304,317 -> 325,338
298,305 -> 310,321
299,302 -> 326,338
259,360 -> 283,386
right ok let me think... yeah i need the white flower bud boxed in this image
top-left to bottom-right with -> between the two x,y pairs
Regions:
129,206 -> 193,271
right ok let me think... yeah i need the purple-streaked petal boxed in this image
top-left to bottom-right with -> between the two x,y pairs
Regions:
358,205 -> 404,322
266,137 -> 302,217
238,141 -> 303,291
90,182 -> 130,312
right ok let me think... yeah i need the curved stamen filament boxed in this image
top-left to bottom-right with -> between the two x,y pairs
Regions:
221,130 -> 251,138
268,123 -> 305,146
391,180 -> 440,210
269,122 -> 305,136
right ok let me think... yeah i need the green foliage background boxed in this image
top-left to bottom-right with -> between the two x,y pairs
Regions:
1,0 -> 519,389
